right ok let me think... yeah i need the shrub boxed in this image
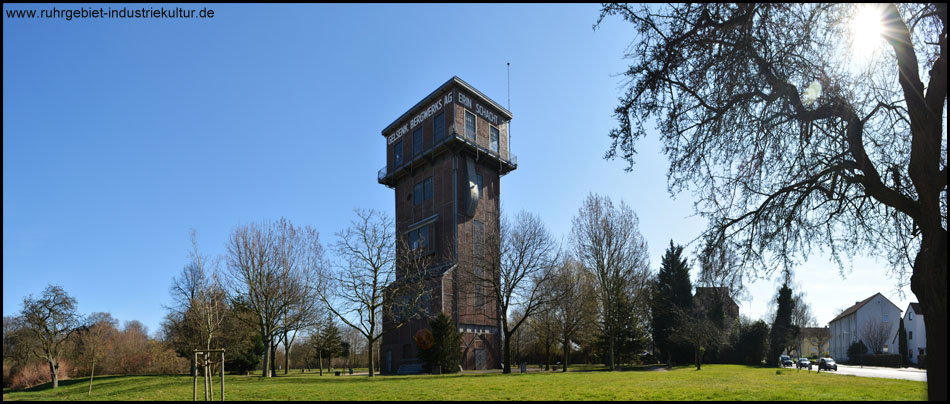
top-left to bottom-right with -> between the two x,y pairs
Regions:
847,340 -> 868,361
639,353 -> 658,364
855,354 -> 901,368
917,354 -> 926,369
9,360 -> 72,390
2,362 -> 11,388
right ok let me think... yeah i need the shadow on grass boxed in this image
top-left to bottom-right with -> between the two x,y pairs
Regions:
568,364 -> 670,372
7,374 -> 132,393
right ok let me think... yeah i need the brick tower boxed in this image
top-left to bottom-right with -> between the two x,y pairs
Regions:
377,77 -> 517,374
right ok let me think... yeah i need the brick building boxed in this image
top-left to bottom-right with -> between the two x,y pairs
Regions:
377,77 -> 517,374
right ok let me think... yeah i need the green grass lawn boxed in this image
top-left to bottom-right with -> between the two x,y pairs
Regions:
1,365 -> 926,401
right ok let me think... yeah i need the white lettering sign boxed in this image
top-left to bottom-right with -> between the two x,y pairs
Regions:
387,93 -> 454,145
458,90 -> 501,126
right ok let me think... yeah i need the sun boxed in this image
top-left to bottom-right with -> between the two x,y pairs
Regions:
850,4 -> 886,56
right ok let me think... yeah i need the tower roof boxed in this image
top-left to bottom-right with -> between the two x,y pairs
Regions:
381,76 -> 513,137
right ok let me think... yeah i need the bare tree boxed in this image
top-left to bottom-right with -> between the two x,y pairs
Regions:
19,284 -> 81,389
596,3 -> 946,397
669,305 -> 725,370
697,235 -> 748,303
226,218 -> 324,378
468,210 -> 558,374
168,230 -> 229,377
862,319 -> 894,354
804,327 -> 831,358
320,209 -> 430,377
528,300 -> 559,371
77,312 -> 117,396
550,258 -> 598,372
274,225 -> 328,375
175,230 -> 228,350
570,193 -> 651,371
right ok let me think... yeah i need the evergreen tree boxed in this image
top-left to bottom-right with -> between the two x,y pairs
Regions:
595,295 -> 648,365
651,240 -> 693,364
898,318 -> 908,367
418,313 -> 462,373
768,276 -> 796,366
226,334 -> 265,375
319,322 -> 343,370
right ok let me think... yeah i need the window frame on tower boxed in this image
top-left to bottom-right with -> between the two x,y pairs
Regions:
393,139 -> 403,167
490,125 -> 499,153
465,111 -> 476,141
407,225 -> 434,255
413,126 -> 424,156
414,176 -> 433,206
434,111 -> 445,143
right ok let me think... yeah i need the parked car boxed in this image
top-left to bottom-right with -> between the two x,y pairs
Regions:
796,358 -> 811,369
818,357 -> 838,371
779,354 -> 794,367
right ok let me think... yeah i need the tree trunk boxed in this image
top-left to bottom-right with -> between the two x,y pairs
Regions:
261,327 -> 271,378
87,360 -> 95,396
48,361 -> 59,389
544,340 -> 551,371
367,336 -> 375,377
270,344 -> 277,376
318,350 -> 323,376
502,330 -> 512,374
284,343 -> 291,375
562,336 -> 569,372
608,331 -> 615,371
911,228 -> 947,401
190,358 -> 197,378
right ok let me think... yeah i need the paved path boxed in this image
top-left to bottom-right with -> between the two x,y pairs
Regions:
823,364 -> 927,382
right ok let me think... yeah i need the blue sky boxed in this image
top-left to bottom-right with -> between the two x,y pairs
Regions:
3,4 -> 915,335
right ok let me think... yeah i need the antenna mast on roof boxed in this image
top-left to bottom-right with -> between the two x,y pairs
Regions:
507,62 -> 511,157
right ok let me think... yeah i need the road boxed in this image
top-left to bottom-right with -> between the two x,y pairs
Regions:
822,364 -> 927,382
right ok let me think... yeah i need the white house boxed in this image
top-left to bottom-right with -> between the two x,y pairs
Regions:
828,292 -> 902,362
894,303 -> 927,364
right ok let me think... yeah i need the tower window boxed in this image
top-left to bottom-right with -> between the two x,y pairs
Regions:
414,177 -> 433,206
408,225 -> 433,253
476,173 -> 484,198
490,125 -> 499,152
465,111 -> 476,141
394,140 -> 403,166
909,331 -> 912,340
413,126 -> 424,156
414,181 -> 424,206
434,111 -> 445,142
424,177 -> 433,201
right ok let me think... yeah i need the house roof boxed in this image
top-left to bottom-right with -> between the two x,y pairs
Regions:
801,327 -> 830,338
828,292 -> 901,324
908,302 -> 922,315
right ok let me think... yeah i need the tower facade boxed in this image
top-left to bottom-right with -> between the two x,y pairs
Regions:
378,77 -> 517,374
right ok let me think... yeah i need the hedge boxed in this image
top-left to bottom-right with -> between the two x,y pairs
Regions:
854,354 -> 902,368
